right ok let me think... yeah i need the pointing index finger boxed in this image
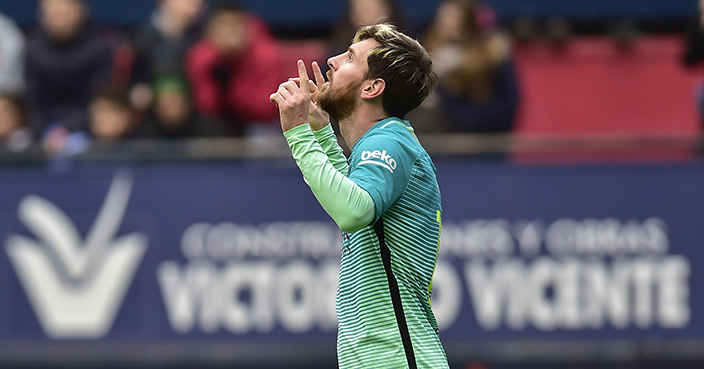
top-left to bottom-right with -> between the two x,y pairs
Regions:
297,60 -> 310,95
312,61 -> 326,87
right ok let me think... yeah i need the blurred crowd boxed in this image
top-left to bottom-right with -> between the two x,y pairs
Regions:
0,0 -> 521,156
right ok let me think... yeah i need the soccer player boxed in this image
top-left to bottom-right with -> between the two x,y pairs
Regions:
270,24 -> 448,369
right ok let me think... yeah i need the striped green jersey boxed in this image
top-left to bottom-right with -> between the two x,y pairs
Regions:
338,117 -> 448,369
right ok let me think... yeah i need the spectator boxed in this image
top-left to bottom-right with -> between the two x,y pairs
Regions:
329,0 -> 407,55
137,75 -> 227,138
88,84 -> 136,141
421,0 -> 520,133
186,2 -> 279,136
25,0 -> 113,139
129,0 -> 205,112
0,11 -> 26,95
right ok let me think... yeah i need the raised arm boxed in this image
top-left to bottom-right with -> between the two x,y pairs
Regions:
271,61 -> 373,232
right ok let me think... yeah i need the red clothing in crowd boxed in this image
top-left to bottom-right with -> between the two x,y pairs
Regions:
186,15 -> 280,125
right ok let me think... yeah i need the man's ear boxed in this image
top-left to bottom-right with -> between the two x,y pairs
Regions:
361,78 -> 385,100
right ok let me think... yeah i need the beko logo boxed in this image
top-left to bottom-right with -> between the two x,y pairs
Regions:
359,150 -> 397,173
5,173 -> 147,339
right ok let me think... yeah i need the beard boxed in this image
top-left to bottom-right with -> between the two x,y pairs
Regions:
316,80 -> 361,122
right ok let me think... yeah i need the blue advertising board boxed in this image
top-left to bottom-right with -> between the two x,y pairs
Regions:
0,159 -> 701,354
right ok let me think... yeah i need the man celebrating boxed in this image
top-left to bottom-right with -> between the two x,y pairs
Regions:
270,24 -> 448,369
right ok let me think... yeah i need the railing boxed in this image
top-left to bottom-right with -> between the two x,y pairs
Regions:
2,132 -> 702,163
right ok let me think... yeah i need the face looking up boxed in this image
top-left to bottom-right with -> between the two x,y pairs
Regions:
317,38 -> 379,122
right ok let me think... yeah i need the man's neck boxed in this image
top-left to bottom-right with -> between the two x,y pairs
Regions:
339,106 -> 389,149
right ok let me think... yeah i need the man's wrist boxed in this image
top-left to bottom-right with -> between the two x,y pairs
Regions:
310,122 -> 331,132
283,123 -> 313,142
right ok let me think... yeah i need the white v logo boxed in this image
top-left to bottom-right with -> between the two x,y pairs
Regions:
5,173 -> 147,339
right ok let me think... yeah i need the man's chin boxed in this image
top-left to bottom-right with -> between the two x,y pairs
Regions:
317,82 -> 358,122
320,103 -> 351,123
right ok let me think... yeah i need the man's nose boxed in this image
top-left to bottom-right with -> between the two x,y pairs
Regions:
327,52 -> 343,71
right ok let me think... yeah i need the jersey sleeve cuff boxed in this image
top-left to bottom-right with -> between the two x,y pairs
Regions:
283,123 -> 313,143
312,123 -> 335,141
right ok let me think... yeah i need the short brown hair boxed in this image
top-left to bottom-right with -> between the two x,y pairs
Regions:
353,23 -> 437,118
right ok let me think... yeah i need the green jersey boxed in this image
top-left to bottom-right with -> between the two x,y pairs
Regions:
338,118 -> 447,369
284,117 -> 448,369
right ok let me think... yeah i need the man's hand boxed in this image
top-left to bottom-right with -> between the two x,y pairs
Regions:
270,60 -> 311,132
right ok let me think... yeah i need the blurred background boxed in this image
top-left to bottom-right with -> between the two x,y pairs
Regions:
1,0 -> 703,368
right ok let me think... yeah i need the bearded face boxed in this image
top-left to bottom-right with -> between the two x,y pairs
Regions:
316,78 -> 362,122
316,38 -> 379,122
